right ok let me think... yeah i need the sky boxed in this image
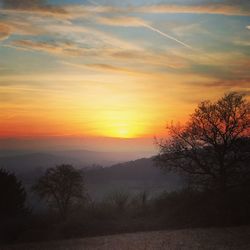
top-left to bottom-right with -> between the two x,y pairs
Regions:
0,0 -> 250,152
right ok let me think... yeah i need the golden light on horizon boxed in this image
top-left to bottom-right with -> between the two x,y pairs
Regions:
116,128 -> 131,139
92,110 -> 145,139
98,126 -> 134,139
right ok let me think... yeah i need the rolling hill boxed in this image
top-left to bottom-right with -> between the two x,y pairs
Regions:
0,151 -> 182,201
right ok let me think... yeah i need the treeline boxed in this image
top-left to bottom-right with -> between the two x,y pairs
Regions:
1,165 -> 250,245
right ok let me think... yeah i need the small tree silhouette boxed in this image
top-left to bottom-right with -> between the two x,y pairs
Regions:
33,164 -> 85,219
0,168 -> 27,218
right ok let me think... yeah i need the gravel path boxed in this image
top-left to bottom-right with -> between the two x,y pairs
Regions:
1,226 -> 250,250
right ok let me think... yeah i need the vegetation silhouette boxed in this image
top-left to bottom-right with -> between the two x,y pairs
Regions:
107,190 -> 130,213
0,168 -> 28,243
156,92 -> 250,224
156,92 -> 250,192
0,168 -> 27,218
33,164 -> 86,219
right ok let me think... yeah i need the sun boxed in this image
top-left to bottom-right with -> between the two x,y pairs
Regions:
90,110 -> 144,139
116,127 -> 131,138
97,122 -> 139,139
101,124 -> 136,139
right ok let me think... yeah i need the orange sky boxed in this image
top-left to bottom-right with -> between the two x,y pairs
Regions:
0,72 -> 218,139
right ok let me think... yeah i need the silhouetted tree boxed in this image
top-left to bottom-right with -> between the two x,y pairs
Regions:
156,92 -> 250,194
0,168 -> 27,218
33,164 -> 85,219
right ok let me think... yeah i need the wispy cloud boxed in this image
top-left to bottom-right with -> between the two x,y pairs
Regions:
2,18 -> 143,56
1,2 -> 249,25
62,61 -> 144,75
0,23 -> 10,41
137,3 -> 250,16
10,40 -> 86,56
96,16 -> 145,27
233,39 -> 250,47
62,2 -> 250,17
0,8 -> 69,19
2,0 -> 44,9
44,24 -> 142,51
0,19 -> 44,41
1,0 -> 68,19
110,50 -> 189,69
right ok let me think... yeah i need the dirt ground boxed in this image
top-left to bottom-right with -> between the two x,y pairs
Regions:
2,226 -> 250,250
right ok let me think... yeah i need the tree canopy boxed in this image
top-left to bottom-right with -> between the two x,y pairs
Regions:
156,92 -> 250,193
0,168 -> 27,218
33,164 -> 85,218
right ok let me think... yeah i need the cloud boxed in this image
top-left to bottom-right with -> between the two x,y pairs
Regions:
0,19 -> 45,41
2,0 -> 44,8
3,2 -> 248,23
10,40 -> 86,56
1,0 -> 68,19
60,46 -> 191,76
45,24 -> 142,51
9,37 -> 140,59
96,16 -> 145,27
2,15 -> 143,53
0,8 -> 69,20
137,3 -> 250,16
0,23 -> 11,41
184,52 -> 250,89
110,50 -> 189,69
233,39 -> 250,47
84,63 -> 134,73
247,25 -> 250,30
0,64 -> 8,72
61,61 -> 147,76
197,79 -> 250,89
63,2 -> 250,17
64,4 -> 124,16
239,90 -> 250,97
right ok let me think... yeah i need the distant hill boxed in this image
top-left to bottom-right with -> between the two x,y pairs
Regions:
53,150 -> 154,166
0,153 -> 80,176
0,151 -> 183,201
85,157 -> 183,199
0,149 -> 154,175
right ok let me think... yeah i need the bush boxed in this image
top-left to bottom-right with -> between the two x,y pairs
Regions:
0,168 -> 29,244
154,188 -> 250,228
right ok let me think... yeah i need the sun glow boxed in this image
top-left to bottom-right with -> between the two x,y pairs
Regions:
104,124 -> 136,139
96,118 -> 143,139
116,127 -> 131,138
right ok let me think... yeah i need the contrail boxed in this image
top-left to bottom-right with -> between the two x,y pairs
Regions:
142,23 -> 192,49
85,0 -> 193,50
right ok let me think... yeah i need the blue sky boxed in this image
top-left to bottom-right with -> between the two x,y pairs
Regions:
0,0 -> 250,150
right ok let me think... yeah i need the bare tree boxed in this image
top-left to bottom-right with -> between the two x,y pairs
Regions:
156,92 -> 250,194
33,164 -> 85,218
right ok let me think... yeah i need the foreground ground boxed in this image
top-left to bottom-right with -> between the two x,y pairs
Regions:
2,226 -> 250,250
